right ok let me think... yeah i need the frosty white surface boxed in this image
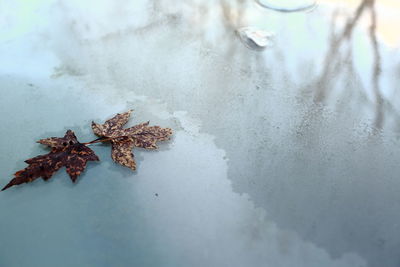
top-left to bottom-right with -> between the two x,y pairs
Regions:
0,0 -> 399,267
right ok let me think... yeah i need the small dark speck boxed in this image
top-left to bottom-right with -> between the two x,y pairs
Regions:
28,83 -> 34,87
155,193 -> 158,197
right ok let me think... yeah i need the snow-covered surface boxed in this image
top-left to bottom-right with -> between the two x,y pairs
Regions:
0,1 -> 399,266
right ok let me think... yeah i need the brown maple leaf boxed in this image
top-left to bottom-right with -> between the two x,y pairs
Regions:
91,110 -> 172,170
2,130 -> 99,191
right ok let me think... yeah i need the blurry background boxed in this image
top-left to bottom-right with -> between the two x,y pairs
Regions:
0,0 -> 399,266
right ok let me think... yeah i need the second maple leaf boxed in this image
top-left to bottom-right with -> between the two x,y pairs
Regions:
91,110 -> 172,170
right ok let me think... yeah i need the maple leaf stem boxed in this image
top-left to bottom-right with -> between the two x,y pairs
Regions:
83,137 -> 112,145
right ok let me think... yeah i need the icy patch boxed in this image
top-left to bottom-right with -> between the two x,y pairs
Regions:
255,0 -> 318,13
236,27 -> 274,51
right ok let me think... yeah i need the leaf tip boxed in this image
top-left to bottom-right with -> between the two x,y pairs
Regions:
69,175 -> 78,183
1,182 -> 12,191
129,165 -> 137,171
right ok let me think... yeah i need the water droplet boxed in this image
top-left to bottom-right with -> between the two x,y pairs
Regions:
236,27 -> 274,51
255,0 -> 317,13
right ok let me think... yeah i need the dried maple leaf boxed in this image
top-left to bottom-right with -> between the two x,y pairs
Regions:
2,130 -> 99,191
91,110 -> 172,170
